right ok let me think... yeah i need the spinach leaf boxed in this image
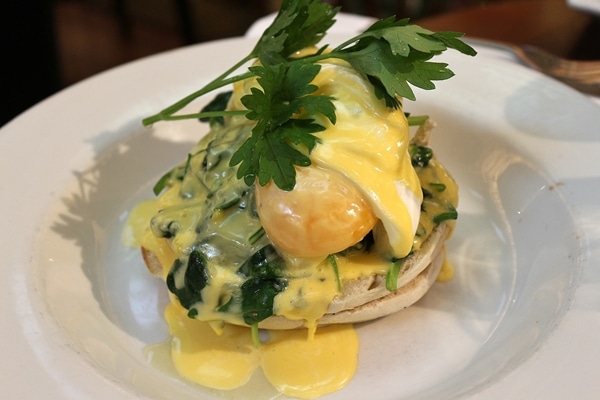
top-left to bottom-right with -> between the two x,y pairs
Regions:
237,245 -> 287,324
238,244 -> 286,278
166,250 -> 209,309
199,91 -> 233,126
410,143 -> 433,167
240,277 -> 287,325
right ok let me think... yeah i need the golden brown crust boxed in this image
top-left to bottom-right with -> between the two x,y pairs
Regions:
141,223 -> 449,329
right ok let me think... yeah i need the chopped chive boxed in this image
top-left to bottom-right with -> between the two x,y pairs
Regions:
328,254 -> 342,292
183,153 -> 193,175
430,182 -> 446,192
386,259 -> 404,292
407,115 -> 429,126
152,171 -> 171,195
214,193 -> 241,210
251,323 -> 260,348
433,204 -> 458,224
248,227 -> 265,245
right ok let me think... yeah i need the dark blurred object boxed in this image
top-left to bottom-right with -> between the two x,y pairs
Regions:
328,0 -> 600,60
415,0 -> 600,60
328,0 -> 599,60
326,0 -> 499,19
54,0 -> 273,86
2,0 -> 62,126
5,0 -> 598,127
110,0 -> 272,44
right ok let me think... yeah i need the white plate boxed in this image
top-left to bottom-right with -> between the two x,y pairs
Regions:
1,35 -> 599,400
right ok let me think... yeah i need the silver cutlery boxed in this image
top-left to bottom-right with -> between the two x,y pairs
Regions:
466,38 -> 600,96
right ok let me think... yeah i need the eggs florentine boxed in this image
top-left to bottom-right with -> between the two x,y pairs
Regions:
134,57 -> 458,398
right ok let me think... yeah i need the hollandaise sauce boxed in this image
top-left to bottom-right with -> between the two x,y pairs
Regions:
165,301 -> 358,398
126,202 -> 360,398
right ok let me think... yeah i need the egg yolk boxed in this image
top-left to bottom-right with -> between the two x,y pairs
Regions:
256,165 -> 377,258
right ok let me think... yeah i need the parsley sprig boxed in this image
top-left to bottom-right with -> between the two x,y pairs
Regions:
141,0 -> 337,126
142,0 -> 476,190
230,61 -> 336,190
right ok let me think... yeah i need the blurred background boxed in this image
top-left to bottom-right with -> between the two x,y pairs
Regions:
3,0 -> 599,126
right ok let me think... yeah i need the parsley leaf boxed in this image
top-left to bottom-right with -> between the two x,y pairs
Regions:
143,0 -> 476,191
230,61 -> 334,190
253,0 -> 339,64
142,0 -> 338,126
332,16 -> 477,101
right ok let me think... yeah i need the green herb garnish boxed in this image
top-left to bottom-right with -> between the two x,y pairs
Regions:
409,143 -> 434,167
199,91 -> 233,126
166,250 -> 209,309
143,0 -> 476,191
328,254 -> 343,292
237,245 -> 288,325
433,204 -> 458,224
429,182 -> 447,192
386,258 -> 405,292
